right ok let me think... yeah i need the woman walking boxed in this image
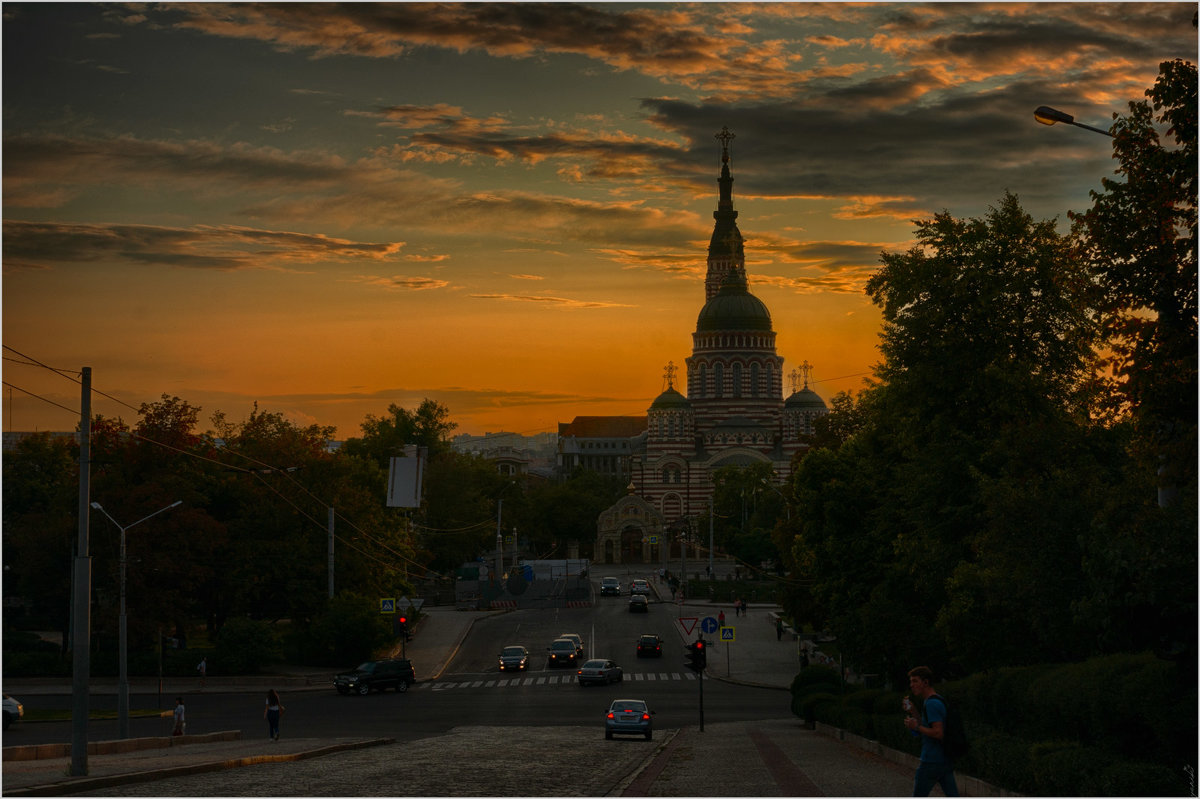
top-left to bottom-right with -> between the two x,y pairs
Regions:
264,689 -> 285,741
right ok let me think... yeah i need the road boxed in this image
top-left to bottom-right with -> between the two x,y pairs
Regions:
15,588 -> 790,745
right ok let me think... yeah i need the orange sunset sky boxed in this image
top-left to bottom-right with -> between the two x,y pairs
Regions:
4,3 -> 1196,439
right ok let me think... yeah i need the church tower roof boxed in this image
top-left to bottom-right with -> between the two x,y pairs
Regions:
705,126 -> 746,301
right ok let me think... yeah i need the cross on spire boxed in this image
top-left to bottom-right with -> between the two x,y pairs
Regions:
663,360 -> 677,391
800,360 -> 813,389
716,126 -> 735,165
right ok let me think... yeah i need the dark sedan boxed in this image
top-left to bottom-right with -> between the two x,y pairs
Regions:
629,595 -> 649,612
636,634 -> 663,657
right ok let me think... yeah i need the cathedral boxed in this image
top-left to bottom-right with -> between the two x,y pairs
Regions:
589,129 -> 830,565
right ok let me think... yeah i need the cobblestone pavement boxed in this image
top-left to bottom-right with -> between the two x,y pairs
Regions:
53,720 -> 917,797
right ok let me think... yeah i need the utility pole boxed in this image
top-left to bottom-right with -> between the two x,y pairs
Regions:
495,498 -> 504,584
327,507 -> 335,598
71,367 -> 92,777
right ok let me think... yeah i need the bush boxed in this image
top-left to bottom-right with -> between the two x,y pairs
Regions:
799,691 -> 839,726
1,650 -> 69,677
1094,761 -> 1188,797
1029,741 -> 1112,796
287,593 -> 393,666
214,617 -> 280,674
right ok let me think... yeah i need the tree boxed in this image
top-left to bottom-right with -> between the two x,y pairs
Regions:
1070,58 -> 1197,507
786,193 -> 1109,679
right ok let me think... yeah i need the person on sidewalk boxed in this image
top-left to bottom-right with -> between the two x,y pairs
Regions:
904,666 -> 958,797
718,610 -> 726,629
196,657 -> 207,689
172,697 -> 186,736
264,689 -> 285,741
776,616 -> 784,641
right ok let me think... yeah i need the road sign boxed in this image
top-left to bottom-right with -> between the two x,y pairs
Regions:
701,616 -> 719,634
380,598 -> 396,614
678,617 -> 698,636
649,535 -> 658,544
720,626 -> 735,641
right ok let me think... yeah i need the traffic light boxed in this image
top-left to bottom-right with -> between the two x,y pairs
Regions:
397,615 -> 411,641
685,639 -> 707,672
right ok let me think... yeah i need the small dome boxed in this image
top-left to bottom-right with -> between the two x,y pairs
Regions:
650,386 -> 691,411
785,387 -> 827,410
696,271 -> 772,332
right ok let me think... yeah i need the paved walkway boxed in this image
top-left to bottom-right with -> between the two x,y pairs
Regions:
2,567 -> 976,796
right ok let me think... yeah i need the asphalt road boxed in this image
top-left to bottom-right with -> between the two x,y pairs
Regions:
13,598 -> 790,746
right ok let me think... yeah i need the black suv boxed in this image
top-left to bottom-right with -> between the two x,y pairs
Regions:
334,659 -> 416,695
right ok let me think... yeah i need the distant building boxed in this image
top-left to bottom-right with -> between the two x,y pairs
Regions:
589,128 -> 832,564
452,431 -> 558,479
556,416 -> 646,479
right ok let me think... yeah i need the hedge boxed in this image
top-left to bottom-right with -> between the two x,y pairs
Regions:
790,651 -> 1195,796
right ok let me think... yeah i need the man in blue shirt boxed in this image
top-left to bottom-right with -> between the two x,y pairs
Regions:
904,666 -> 959,796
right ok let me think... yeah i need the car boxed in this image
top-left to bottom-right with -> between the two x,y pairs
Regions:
577,658 -> 623,686
334,659 -> 416,695
636,634 -> 663,657
498,645 -> 529,672
547,637 -> 580,668
600,577 -> 621,596
630,579 -> 651,596
3,694 -> 23,730
559,632 -> 585,658
605,698 -> 655,740
628,595 -> 649,612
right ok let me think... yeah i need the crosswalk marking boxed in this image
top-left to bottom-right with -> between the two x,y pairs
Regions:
423,671 -> 697,689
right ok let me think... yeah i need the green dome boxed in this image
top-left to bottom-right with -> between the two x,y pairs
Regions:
650,386 -> 691,411
696,272 -> 772,333
785,387 -> 827,410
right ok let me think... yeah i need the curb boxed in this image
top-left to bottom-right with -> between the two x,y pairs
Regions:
3,738 -> 395,797
3,730 -> 242,762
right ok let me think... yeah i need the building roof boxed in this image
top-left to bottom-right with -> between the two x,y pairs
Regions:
558,416 -> 648,438
696,270 -> 773,332
650,387 -> 692,411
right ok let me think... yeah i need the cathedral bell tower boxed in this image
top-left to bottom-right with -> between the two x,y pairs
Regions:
706,126 -> 745,301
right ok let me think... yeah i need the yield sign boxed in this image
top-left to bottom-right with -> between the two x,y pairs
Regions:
678,617 -> 698,636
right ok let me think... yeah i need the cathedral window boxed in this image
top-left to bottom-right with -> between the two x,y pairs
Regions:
714,363 -> 724,397
698,364 -> 707,397
750,362 -> 760,397
732,363 -> 742,397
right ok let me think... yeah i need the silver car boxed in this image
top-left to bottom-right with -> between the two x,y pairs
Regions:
3,694 -> 23,730
605,698 -> 654,740
577,659 -> 623,686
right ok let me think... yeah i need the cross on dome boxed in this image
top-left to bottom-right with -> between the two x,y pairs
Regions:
662,360 -> 677,390
716,126 -> 735,165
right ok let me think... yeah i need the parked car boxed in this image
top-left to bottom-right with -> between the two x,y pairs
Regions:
334,659 -> 416,695
577,659 -> 623,686
559,632 -> 585,657
636,634 -> 663,657
605,698 -> 655,740
600,577 -> 621,596
628,595 -> 649,613
3,694 -> 23,730
498,645 -> 529,672
630,579 -> 651,596
547,638 -> 580,668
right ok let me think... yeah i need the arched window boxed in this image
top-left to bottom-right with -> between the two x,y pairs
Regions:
698,364 -> 707,398
732,362 -> 742,397
750,362 -> 760,397
714,363 -> 724,397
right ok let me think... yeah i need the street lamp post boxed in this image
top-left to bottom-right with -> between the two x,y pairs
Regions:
1033,105 -> 1113,137
90,500 -> 182,739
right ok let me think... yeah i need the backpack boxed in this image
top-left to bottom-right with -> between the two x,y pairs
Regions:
927,693 -> 969,761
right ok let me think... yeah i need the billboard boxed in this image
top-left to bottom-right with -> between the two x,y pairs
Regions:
387,445 -> 425,508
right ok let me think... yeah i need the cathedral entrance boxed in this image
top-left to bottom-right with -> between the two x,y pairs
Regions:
620,525 -> 646,563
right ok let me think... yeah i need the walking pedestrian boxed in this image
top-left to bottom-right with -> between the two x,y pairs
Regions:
776,616 -> 784,641
904,666 -> 959,797
718,610 -> 726,629
172,697 -> 186,736
264,689 -> 285,741
196,657 -> 207,689
733,597 -> 741,617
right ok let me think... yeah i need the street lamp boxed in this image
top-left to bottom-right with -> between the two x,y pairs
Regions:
1034,105 -> 1113,137
90,500 -> 182,739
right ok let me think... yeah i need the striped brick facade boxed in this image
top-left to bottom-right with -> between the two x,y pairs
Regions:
594,130 -> 830,564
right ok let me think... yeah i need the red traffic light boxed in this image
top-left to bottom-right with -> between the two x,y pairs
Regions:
399,616 -> 407,624
695,640 -> 704,649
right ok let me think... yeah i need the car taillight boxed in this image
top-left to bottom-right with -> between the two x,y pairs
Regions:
641,713 -> 650,720
607,712 -> 615,719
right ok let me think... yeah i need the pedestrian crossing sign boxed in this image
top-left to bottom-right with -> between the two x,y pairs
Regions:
720,626 -> 735,641
380,598 -> 396,614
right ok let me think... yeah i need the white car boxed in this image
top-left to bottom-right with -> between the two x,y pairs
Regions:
3,694 -> 24,730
